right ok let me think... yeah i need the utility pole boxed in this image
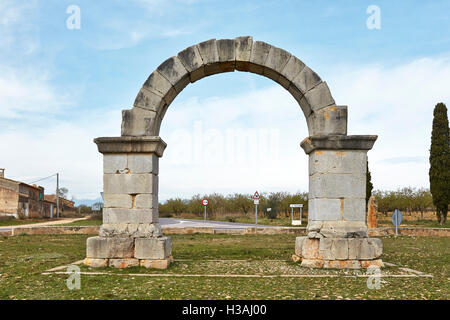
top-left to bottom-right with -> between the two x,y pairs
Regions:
56,173 -> 59,218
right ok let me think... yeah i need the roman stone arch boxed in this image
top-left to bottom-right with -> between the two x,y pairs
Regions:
122,36 -> 347,138
84,37 -> 383,270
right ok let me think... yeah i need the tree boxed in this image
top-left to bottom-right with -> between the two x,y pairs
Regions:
366,159 -> 373,211
429,103 -> 449,225
58,187 -> 69,199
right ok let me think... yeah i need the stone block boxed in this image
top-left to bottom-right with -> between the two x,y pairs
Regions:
318,238 -> 333,260
99,223 -> 162,238
291,66 -> 322,94
331,239 -> 349,260
308,198 -> 341,221
347,238 -> 361,259
301,259 -> 324,268
143,70 -> 173,97
135,193 -> 157,209
301,238 -> 320,259
368,238 -> 383,258
177,44 -> 205,82
234,36 -> 253,71
86,236 -> 135,258
309,173 -> 366,199
295,236 -> 306,256
140,257 -> 172,269
127,154 -> 159,174
309,150 -> 366,176
360,259 -> 384,268
103,193 -> 132,209
280,55 -> 306,82
84,258 -> 108,268
133,88 -> 165,114
121,107 -> 161,136
263,46 -> 291,81
157,56 -> 190,92
216,39 -> 235,72
109,258 -> 140,268
197,39 -> 221,76
319,221 -> 368,238
358,238 -> 377,260
104,154 -> 127,174
135,237 -> 172,260
249,41 -> 271,74
103,173 -> 158,194
307,105 -> 347,136
304,82 -> 335,112
343,198 -> 366,221
103,208 -> 158,224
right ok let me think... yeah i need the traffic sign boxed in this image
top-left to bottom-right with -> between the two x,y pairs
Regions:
253,199 -> 259,205
392,209 -> 403,236
253,191 -> 260,200
202,199 -> 209,206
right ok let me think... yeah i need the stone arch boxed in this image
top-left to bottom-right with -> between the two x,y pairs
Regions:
121,36 -> 347,137
86,37 -> 382,271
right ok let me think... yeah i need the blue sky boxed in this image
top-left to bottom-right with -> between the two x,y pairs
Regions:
1,0 -> 449,202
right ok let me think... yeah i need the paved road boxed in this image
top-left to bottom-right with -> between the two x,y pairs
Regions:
159,218 -> 282,229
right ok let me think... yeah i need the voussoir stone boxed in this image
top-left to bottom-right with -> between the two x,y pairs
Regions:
249,41 -> 271,74
216,39 -> 236,72
177,44 -> 205,82
235,36 -> 253,71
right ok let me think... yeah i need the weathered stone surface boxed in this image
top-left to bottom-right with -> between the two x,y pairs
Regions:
367,195 -> 378,229
103,193 -> 132,209
135,237 -> 172,260
84,258 -> 108,268
177,44 -> 205,82
99,223 -> 162,238
157,56 -> 190,92
304,82 -> 335,112
348,238 -> 361,259
360,259 -> 384,268
249,41 -> 271,74
134,88 -> 165,113
121,108 -> 161,137
197,39 -> 220,76
358,238 -> 382,259
287,83 -> 312,117
143,70 -> 173,97
318,238 -> 333,259
135,193 -> 157,209
109,258 -> 140,268
95,136 -> 167,157
292,66 -> 322,93
263,46 -> 291,81
86,236 -> 135,258
295,236 -> 306,256
311,221 -> 368,238
324,260 -> 361,269
291,254 -> 302,263
140,257 -> 172,269
301,238 -> 320,259
216,39 -> 235,72
103,173 -> 157,194
127,154 -> 159,174
103,208 -> 158,224
309,173 -> 366,199
234,36 -> 253,71
331,239 -> 349,260
104,154 -> 127,174
280,55 -> 306,82
307,105 -> 348,136
309,150 -> 366,176
300,135 -> 378,155
301,259 -> 324,268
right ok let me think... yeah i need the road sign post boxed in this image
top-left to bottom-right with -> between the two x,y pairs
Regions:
392,209 -> 403,236
252,191 -> 260,225
202,198 -> 209,221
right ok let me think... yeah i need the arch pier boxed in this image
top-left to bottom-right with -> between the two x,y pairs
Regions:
84,37 -> 382,269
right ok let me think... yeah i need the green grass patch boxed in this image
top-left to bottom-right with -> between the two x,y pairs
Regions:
0,219 -> 62,227
0,234 -> 448,300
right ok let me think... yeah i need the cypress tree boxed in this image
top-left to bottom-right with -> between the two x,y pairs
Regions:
366,159 -> 373,211
429,102 -> 449,225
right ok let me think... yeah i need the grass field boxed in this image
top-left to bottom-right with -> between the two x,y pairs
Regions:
0,218 -> 63,227
0,233 -> 448,300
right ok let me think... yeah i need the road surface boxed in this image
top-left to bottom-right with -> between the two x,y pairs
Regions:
159,218 -> 282,229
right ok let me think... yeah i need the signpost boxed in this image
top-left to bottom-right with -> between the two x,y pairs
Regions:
252,191 -> 260,225
290,204 -> 303,225
202,198 -> 209,221
392,209 -> 402,236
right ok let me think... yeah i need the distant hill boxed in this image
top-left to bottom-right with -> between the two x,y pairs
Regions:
73,197 -> 103,207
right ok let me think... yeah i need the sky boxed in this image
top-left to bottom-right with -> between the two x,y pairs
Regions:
0,0 -> 449,203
